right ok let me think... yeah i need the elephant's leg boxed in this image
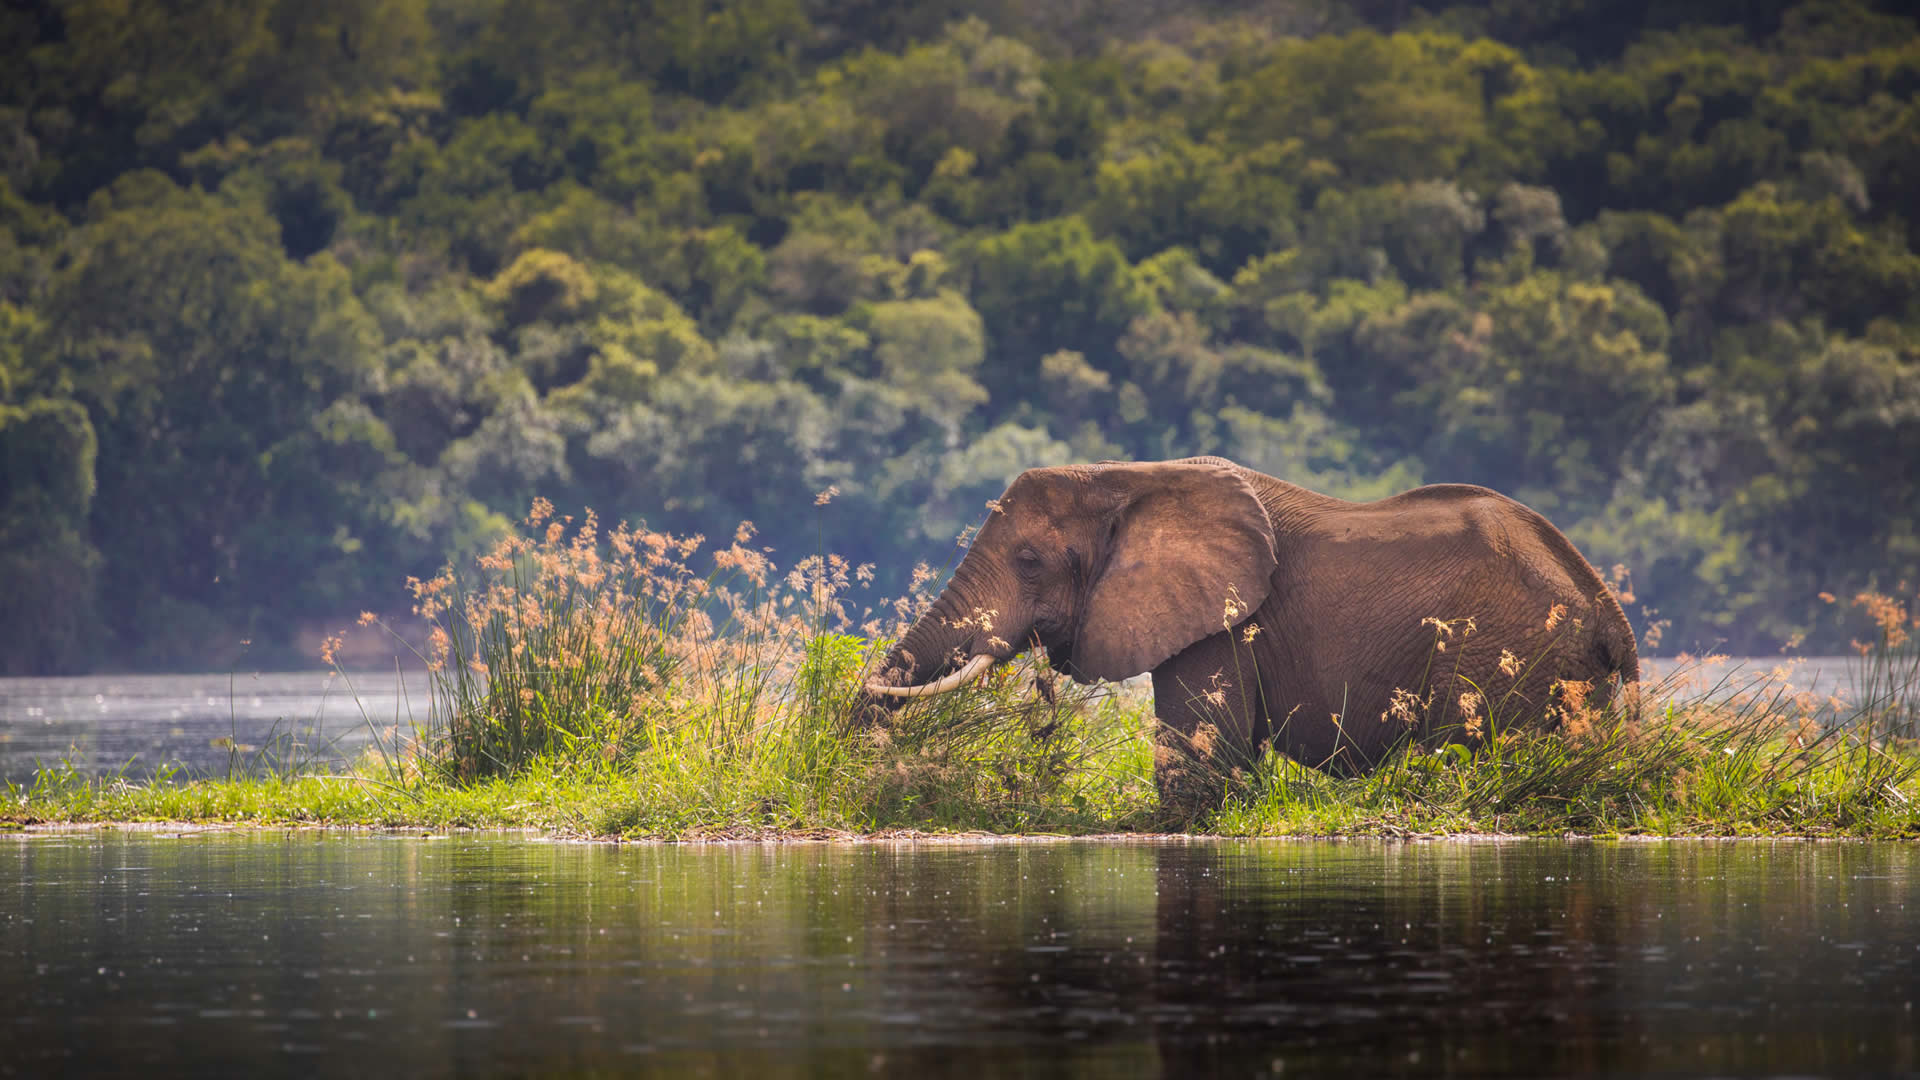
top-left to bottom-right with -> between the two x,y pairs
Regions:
1149,632 -> 1265,824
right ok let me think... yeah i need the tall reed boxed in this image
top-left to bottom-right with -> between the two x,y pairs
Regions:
1842,587 -> 1920,742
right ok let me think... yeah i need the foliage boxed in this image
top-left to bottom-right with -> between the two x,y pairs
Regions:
3,0 -> 1920,672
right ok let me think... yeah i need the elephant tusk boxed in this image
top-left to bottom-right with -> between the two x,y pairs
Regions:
866,654 -> 995,698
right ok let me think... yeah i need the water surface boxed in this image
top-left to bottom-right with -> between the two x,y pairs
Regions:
0,673 -> 410,784
3,834 -> 1915,1076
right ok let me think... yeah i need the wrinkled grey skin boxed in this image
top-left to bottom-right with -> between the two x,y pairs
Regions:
864,457 -> 1639,820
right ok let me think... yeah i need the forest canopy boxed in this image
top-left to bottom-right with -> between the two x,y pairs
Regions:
2,0 -> 1917,672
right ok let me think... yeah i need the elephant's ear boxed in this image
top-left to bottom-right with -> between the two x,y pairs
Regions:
1070,461 -> 1278,682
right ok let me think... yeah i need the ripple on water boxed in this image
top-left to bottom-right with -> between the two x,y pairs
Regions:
5,834 -> 1914,1074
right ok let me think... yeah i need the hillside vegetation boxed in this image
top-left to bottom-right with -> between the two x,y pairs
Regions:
2,0 -> 1917,672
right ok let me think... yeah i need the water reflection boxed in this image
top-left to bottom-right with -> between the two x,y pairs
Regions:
1143,841 -> 1920,1074
2,835 -> 1916,1075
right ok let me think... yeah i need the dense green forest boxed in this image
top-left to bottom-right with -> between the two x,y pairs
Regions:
2,0 -> 1917,673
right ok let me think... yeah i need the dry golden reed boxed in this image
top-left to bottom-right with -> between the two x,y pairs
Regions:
355,499 -> 937,780
1544,603 -> 1567,633
1852,589 -> 1912,653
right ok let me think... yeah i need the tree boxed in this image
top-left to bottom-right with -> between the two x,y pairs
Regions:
0,373 -> 101,673
1352,272 -> 1674,516
39,175 -> 383,662
965,216 -> 1154,382
1216,31 -> 1545,187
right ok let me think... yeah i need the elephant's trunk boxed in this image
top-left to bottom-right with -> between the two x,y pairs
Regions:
864,563 -> 1003,699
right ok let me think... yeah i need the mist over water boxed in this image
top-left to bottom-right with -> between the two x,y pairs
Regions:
0,673 -> 412,785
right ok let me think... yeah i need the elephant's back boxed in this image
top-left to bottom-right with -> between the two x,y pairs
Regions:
1334,484 -> 1611,598
1301,484 -> 1541,563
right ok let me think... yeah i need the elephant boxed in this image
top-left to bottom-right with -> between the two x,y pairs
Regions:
862,456 -> 1639,819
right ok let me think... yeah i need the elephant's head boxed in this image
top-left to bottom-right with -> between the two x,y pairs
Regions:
864,459 -> 1279,702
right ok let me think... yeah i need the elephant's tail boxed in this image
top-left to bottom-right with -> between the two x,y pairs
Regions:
1593,587 -> 1642,721
1598,609 -> 1639,684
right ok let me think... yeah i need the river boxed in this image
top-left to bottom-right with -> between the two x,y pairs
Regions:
3,833 -> 1915,1075
0,671 -> 411,785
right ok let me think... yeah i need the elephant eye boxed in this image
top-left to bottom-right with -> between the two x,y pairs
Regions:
1015,550 -> 1041,571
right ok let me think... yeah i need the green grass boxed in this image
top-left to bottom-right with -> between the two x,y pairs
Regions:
1210,707 -> 1920,839
8,510 -> 1919,840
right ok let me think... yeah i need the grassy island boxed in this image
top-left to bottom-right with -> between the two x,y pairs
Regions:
10,511 -> 1917,840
